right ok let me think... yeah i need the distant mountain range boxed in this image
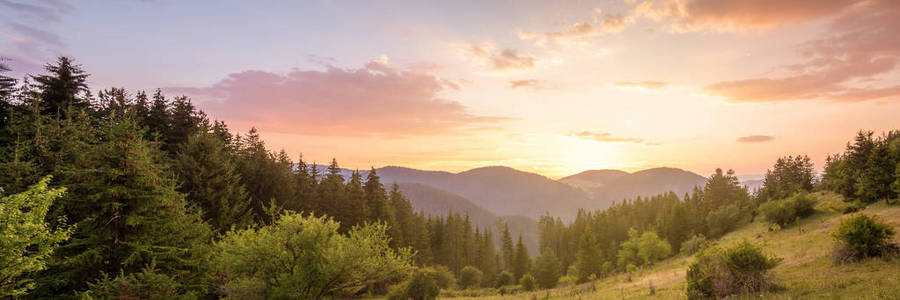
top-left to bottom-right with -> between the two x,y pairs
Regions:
310,164 -> 716,256
561,167 -> 708,206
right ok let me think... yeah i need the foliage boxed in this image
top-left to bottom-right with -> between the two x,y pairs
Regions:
573,226 -> 602,282
495,271 -> 514,287
617,228 -> 672,269
387,267 -> 440,300
757,155 -> 815,202
832,213 -> 896,262
519,273 -> 536,291
686,240 -> 781,299
0,177 -> 72,297
533,247 -> 562,289
458,266 -> 483,289
214,212 -> 414,299
80,263 -> 197,300
759,192 -> 818,227
512,235 -> 531,280
680,234 -> 708,255
823,131 -> 900,204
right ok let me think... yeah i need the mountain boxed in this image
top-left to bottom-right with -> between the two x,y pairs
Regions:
395,182 -> 539,255
559,169 -> 629,191
377,166 -> 592,220
562,167 -> 708,207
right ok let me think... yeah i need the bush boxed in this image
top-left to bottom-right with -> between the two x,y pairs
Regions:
458,266 -> 483,289
497,284 -> 522,295
214,213 -> 413,299
686,240 -> 781,299
832,213 -> 897,262
80,265 -> 197,300
759,192 -> 817,226
495,271 -> 513,288
680,234 -> 709,255
519,274 -> 536,291
430,265 -> 456,289
557,275 -> 577,287
388,268 -> 440,300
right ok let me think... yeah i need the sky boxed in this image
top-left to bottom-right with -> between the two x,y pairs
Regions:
2,0 -> 899,179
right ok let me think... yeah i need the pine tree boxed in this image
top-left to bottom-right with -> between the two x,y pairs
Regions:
500,221 -> 515,272
165,95 -> 206,154
291,154 -> 317,213
174,131 -> 251,233
574,226 -> 602,282
0,61 -> 16,129
145,89 -> 170,142
31,57 -> 90,119
512,235 -> 531,280
317,158 -> 347,223
533,247 -> 561,289
35,119 -> 212,296
390,182 -> 415,247
478,229 -> 498,287
342,170 -> 368,231
365,168 -> 394,224
857,143 -> 896,203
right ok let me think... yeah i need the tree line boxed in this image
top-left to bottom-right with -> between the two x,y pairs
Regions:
0,57 -> 530,298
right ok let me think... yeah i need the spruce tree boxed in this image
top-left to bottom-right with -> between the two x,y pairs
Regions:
145,89 -> 170,142
499,222 -> 514,272
574,227 -> 602,282
31,57 -> 90,119
364,168 -> 394,224
174,131 -> 251,233
342,170 -> 368,231
317,158 -> 348,223
512,235 -> 531,280
390,182 -> 415,247
165,95 -> 206,154
35,119 -> 212,296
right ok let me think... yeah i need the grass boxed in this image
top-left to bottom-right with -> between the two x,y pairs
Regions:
441,192 -> 900,299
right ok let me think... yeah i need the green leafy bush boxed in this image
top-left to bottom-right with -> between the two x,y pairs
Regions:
430,265 -> 456,289
388,268 -> 440,300
458,266 -> 483,289
495,271 -> 514,287
680,234 -> 709,255
519,273 -> 536,291
832,213 -> 897,262
214,213 -> 413,299
686,240 -> 781,299
759,192 -> 817,226
533,248 -> 561,289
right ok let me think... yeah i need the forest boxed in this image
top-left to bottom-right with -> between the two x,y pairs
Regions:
2,57 -> 900,299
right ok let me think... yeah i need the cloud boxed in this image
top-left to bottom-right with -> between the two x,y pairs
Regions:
655,0 -> 858,32
704,0 -> 900,103
0,0 -> 72,22
571,131 -> 645,144
8,22 -> 63,47
168,60 -> 507,137
469,44 -> 536,71
737,135 -> 775,143
509,79 -> 540,89
615,81 -> 669,89
517,12 -> 630,44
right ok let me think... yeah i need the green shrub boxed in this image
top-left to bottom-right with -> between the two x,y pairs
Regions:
832,213 -> 897,262
759,192 -> 817,227
519,274 -> 536,291
686,240 -> 781,299
458,266 -> 483,289
533,248 -> 561,289
495,271 -> 513,287
680,234 -> 709,255
388,268 -> 441,300
557,275 -> 577,287
80,264 -> 197,300
430,265 -> 456,289
497,284 -> 522,295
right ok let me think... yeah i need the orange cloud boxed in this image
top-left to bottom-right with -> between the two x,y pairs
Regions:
737,135 -> 774,143
641,0 -> 858,32
169,61 -> 507,137
572,131 -> 645,144
704,0 -> 900,103
509,79 -> 540,89
470,44 -> 536,71
615,81 -> 669,89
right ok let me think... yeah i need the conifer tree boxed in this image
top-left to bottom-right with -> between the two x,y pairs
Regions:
165,95 -> 206,154
512,235 -> 531,280
574,227 -> 602,282
390,182 -> 415,247
342,170 -> 368,231
500,221 -> 515,272
31,57 -> 90,119
291,154 -> 317,213
35,119 -> 212,296
145,89 -> 170,142
317,158 -> 348,222
533,247 -> 561,289
365,168 -> 394,224
175,131 -> 251,233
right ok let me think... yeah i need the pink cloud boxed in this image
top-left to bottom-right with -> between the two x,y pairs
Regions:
663,0 -> 858,32
704,0 -> 900,103
470,44 -> 536,71
571,131 -> 645,144
169,61 -> 506,137
509,79 -> 540,89
615,81 -> 669,89
737,135 -> 774,143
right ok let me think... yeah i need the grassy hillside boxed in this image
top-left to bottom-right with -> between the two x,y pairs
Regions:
443,192 -> 900,299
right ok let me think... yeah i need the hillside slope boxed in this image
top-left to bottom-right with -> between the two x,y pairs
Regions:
445,192 -> 900,299
396,182 -> 540,254
560,167 -> 707,208
377,166 -> 592,220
